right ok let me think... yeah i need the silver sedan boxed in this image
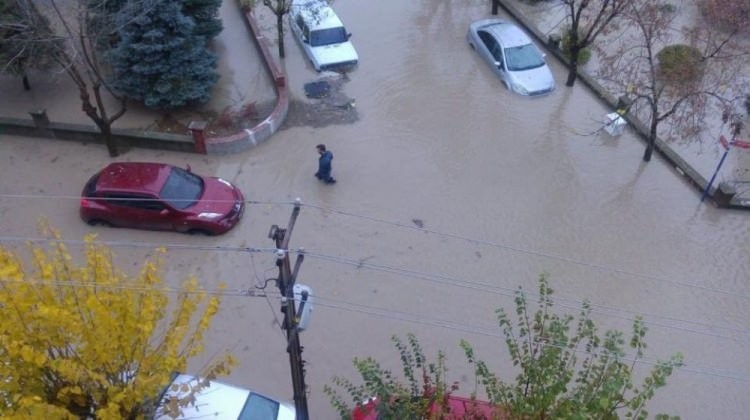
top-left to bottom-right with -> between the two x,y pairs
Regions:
467,19 -> 555,96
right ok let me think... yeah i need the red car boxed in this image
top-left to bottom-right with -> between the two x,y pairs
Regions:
352,394 -> 504,420
80,162 -> 244,235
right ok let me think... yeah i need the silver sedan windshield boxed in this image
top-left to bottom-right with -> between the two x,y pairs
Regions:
505,44 -> 545,71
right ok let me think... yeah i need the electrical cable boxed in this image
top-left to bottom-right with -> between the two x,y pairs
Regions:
307,297 -> 750,383
0,235 -> 279,254
0,202 -> 747,343
249,252 -> 285,338
0,195 -> 745,302
300,203 -> 750,301
0,236 -> 745,342
301,251 -> 750,342
0,276 -> 260,297
0,193 -> 295,206
0,276 -> 746,382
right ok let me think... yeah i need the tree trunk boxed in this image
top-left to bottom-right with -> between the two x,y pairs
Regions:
277,13 -> 285,58
643,120 -> 657,162
79,86 -> 120,157
100,122 -> 119,157
565,47 -> 579,87
22,74 -> 30,91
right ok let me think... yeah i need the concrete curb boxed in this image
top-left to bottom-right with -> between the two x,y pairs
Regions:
0,6 -> 287,156
206,7 -> 289,154
494,0 -> 747,210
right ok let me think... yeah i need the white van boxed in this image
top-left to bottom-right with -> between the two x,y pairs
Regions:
289,0 -> 358,71
155,373 -> 295,419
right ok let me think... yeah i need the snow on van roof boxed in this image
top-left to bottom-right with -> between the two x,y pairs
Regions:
291,0 -> 345,30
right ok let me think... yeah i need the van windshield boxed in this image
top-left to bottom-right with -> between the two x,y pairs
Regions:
310,27 -> 348,46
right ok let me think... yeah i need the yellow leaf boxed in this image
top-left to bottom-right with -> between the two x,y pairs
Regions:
0,227 -> 234,417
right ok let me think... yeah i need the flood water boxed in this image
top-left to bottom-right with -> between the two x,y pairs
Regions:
0,0 -> 748,419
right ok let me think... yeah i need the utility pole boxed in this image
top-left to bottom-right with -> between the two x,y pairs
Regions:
268,198 -> 309,420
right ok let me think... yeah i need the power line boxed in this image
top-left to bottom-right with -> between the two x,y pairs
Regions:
0,193 -> 295,206
0,235 -> 279,254
301,251 -> 750,342
0,235 -> 746,342
0,276 -> 261,297
0,201 -> 747,342
308,297 -> 750,383
249,251 -> 285,339
1,195 -> 746,302
0,276 -> 746,382
301,203 -> 750,301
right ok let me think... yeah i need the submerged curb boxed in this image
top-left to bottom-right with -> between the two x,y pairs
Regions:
206,8 -> 289,154
494,0 -> 748,210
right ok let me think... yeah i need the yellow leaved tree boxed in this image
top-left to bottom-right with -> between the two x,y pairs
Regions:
0,227 -> 235,419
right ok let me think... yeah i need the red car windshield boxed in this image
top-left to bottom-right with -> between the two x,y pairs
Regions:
159,167 -> 204,210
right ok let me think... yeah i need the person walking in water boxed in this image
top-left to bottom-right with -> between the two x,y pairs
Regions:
315,144 -> 336,184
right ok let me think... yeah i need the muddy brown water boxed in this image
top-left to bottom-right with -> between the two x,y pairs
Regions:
1,0 -> 749,418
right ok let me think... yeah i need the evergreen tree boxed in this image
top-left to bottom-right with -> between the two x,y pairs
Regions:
181,0 -> 223,40
108,0 -> 218,109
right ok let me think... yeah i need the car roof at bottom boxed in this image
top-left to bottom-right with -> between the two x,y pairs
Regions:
95,162 -> 173,195
157,374 -> 296,420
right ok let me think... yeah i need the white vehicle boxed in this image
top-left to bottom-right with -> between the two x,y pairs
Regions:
289,0 -> 358,71
156,373 -> 295,420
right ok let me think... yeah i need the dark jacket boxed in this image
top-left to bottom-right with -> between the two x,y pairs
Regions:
316,150 -> 333,180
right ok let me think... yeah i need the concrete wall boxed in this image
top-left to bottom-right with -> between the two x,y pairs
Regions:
0,4 -> 289,156
0,116 -> 195,152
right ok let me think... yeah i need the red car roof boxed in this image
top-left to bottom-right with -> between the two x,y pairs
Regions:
95,162 -> 173,195
353,394 -> 505,420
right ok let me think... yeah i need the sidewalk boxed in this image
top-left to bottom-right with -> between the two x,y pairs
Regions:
498,0 -> 750,209
0,0 -> 276,132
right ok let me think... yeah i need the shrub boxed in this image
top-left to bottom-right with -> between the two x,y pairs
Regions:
561,29 -> 592,66
656,44 -> 705,85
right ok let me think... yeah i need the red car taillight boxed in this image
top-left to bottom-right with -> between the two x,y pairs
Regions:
81,198 -> 90,207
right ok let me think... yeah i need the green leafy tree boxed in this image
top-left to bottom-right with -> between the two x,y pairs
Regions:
327,275 -> 682,419
462,274 -> 683,419
108,0 -> 218,109
325,334 -> 460,419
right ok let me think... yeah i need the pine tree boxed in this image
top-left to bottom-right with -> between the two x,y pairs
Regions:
108,0 -> 218,109
181,0 -> 223,40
